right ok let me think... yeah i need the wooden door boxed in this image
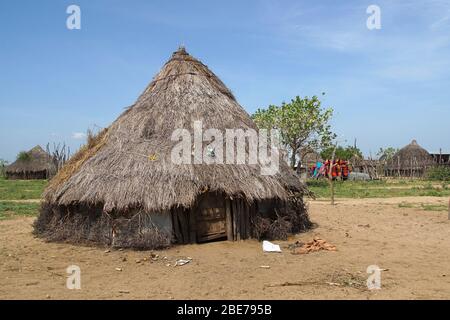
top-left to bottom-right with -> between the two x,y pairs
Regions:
196,193 -> 226,242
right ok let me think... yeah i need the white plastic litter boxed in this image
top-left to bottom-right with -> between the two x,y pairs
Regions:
262,240 -> 282,253
175,258 -> 192,266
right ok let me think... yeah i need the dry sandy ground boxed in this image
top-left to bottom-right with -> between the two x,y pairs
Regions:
0,197 -> 449,300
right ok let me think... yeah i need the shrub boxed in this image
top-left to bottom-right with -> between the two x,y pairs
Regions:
17,151 -> 31,162
251,191 -> 312,240
426,166 -> 450,181
0,159 -> 8,178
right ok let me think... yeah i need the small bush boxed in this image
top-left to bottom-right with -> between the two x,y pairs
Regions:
17,151 -> 31,162
251,191 -> 312,241
426,166 -> 450,181
306,179 -> 329,188
0,159 -> 8,178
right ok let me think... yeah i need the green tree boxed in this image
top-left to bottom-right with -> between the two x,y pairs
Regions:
377,147 -> 398,161
17,151 -> 31,162
0,158 -> 9,178
321,145 -> 363,161
252,95 -> 335,168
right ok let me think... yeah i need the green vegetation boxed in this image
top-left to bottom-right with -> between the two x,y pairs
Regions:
0,177 -> 47,200
252,94 -> 335,168
426,166 -> 450,181
398,202 -> 414,208
0,159 -> 8,178
0,201 -> 40,220
320,145 -> 363,161
0,177 -> 45,220
17,151 -> 31,161
377,147 -> 399,161
307,179 -> 450,199
421,204 -> 448,211
398,202 -> 448,212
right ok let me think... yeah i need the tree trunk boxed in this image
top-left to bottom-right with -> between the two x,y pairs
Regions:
290,149 -> 297,169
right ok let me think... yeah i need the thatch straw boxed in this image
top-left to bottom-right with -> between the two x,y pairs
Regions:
46,128 -> 108,192
386,140 -> 433,170
251,190 -> 312,240
33,203 -> 172,249
42,47 -> 308,213
6,145 -> 56,178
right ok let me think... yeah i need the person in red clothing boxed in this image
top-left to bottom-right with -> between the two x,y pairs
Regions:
324,159 -> 331,179
331,160 -> 338,180
342,160 -> 350,180
336,159 -> 342,179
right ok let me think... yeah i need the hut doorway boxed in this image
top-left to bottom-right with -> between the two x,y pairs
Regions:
171,193 -> 254,244
196,193 -> 227,242
194,193 -> 254,242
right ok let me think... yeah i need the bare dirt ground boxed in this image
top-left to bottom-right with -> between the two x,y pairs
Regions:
1,197 -> 449,300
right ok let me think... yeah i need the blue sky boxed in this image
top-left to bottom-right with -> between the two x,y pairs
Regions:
1,0 -> 449,162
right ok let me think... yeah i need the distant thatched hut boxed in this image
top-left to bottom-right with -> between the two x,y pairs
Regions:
300,150 -> 322,168
34,47 -> 311,249
385,140 -> 433,177
6,146 -> 56,180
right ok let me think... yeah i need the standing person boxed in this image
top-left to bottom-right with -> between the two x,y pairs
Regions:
324,159 -> 330,179
342,160 -> 349,180
336,159 -> 342,180
331,160 -> 338,180
314,161 -> 322,179
319,161 -> 326,178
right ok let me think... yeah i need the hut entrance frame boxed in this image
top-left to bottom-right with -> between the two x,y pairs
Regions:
171,192 -> 254,244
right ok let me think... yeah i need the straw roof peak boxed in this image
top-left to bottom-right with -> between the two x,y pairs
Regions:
31,145 -> 45,153
173,45 -> 188,56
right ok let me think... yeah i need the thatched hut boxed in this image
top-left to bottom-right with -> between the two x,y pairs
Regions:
385,140 -> 433,177
6,146 -> 56,180
34,47 -> 311,249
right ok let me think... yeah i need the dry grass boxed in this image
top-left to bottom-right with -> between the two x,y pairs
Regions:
34,203 -> 172,250
251,191 -> 312,240
45,128 -> 108,193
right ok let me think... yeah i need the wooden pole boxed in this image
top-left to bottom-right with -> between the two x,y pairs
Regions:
236,200 -> 240,238
188,207 -> 196,243
243,201 -> 249,239
239,199 -> 244,240
232,200 -> 238,241
225,199 -> 233,241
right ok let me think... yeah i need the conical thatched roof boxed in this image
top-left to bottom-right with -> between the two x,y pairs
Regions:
44,47 -> 305,213
387,140 -> 433,169
6,145 -> 55,174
